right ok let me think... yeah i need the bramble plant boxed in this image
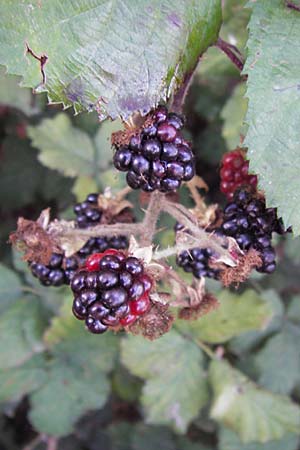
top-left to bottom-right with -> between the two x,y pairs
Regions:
0,1 -> 300,449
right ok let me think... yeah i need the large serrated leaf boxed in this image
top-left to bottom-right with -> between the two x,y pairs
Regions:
0,354 -> 47,403
177,289 -> 273,344
0,298 -> 46,369
255,323 -> 300,395
219,428 -> 300,450
121,330 -> 208,433
209,360 -> 300,443
244,0 -> 300,234
0,263 -> 22,312
0,1 -> 221,118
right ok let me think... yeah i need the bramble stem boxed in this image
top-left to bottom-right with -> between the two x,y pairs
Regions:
163,200 -> 236,265
195,339 -> 218,359
60,223 -> 143,238
140,191 -> 165,246
215,37 -> 244,71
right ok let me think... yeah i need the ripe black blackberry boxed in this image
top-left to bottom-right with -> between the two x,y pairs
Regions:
30,253 -> 79,287
113,106 -> 195,193
175,224 -> 219,280
71,250 -> 152,334
221,188 -> 286,274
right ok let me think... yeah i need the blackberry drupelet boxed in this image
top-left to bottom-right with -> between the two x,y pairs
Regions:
220,149 -> 258,200
113,106 -> 195,193
30,253 -> 79,286
71,250 -> 153,334
175,224 -> 219,280
221,188 -> 285,274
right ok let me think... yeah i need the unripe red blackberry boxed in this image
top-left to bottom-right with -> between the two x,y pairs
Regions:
71,250 -> 153,334
220,149 -> 258,200
113,106 -> 195,193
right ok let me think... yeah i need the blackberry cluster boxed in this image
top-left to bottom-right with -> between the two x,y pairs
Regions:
175,224 -> 219,279
220,149 -> 258,200
71,250 -> 153,334
30,253 -> 79,287
113,106 -> 195,192
221,189 -> 285,274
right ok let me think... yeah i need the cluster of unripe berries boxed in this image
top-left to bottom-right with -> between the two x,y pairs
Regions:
113,106 -> 195,192
29,193 -> 128,287
220,149 -> 258,200
221,188 -> 285,273
71,250 -> 152,334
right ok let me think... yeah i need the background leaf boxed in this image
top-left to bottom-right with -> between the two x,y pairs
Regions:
121,330 -> 208,433
209,360 -> 300,443
0,1 -> 222,118
219,428 -> 300,450
221,82 -> 247,149
0,264 -> 22,312
244,0 -> 300,234
177,289 -> 273,344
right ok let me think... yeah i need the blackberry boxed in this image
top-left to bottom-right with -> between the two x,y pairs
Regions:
175,224 -> 219,280
30,253 -> 79,287
71,250 -> 153,334
113,106 -> 195,192
220,149 -> 258,200
73,193 -> 102,229
221,188 -> 286,274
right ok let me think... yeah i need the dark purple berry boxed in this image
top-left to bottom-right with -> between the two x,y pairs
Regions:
161,178 -> 181,191
152,160 -> 166,178
89,301 -> 110,320
73,298 -> 87,320
48,253 -> 63,269
86,316 -> 108,334
167,113 -> 184,130
129,280 -> 144,300
131,155 -> 150,175
183,162 -> 195,181
99,255 -> 121,272
124,257 -> 143,276
166,162 -> 184,179
119,271 -> 133,289
161,143 -> 178,161
126,170 -> 143,189
114,147 -> 132,171
98,270 -> 119,289
157,122 -> 177,142
79,290 -> 98,306
101,287 -> 128,308
142,139 -> 161,160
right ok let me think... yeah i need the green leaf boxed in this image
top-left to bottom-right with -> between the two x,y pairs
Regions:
0,354 -> 47,403
244,0 -> 300,234
177,289 -> 273,344
72,176 -> 98,202
93,119 -> 123,170
27,114 -> 95,177
228,290 -> 284,355
209,360 -> 300,443
219,428 -> 300,450
30,303 -> 118,436
255,323 -> 300,395
221,83 -> 248,149
0,298 -> 46,369
132,425 -> 175,450
29,360 -> 109,437
0,68 -> 39,115
121,330 -> 208,433
0,1 -> 221,118
0,263 -> 22,312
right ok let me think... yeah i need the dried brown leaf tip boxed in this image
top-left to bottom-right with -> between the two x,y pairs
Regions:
9,217 -> 60,264
220,248 -> 262,287
178,292 -> 219,320
128,302 -> 174,340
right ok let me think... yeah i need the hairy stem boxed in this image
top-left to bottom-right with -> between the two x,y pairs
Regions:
59,223 -> 143,238
140,191 -> 165,246
215,37 -> 244,71
163,201 -> 236,265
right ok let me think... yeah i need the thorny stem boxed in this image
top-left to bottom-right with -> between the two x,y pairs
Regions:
60,223 -> 143,238
195,339 -> 218,359
286,1 -> 300,11
140,191 -> 165,246
163,200 -> 236,265
215,37 -> 244,71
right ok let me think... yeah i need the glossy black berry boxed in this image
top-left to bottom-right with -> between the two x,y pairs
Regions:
113,107 -> 195,192
222,188 -> 286,274
70,251 -> 152,335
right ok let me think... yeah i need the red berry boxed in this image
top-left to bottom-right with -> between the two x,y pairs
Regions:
130,293 -> 150,316
157,122 -> 177,142
85,253 -> 105,271
120,313 -> 137,326
220,149 -> 258,199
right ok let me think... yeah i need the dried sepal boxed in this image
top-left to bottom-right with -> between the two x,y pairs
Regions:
47,219 -> 87,257
9,216 -> 60,264
220,248 -> 262,287
178,292 -> 220,320
128,302 -> 174,340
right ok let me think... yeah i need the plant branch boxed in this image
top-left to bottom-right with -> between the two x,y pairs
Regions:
163,200 -> 236,266
215,37 -> 244,71
140,191 -> 165,246
286,1 -> 300,11
57,222 -> 143,239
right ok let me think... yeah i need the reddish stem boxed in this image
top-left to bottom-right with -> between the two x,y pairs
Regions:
215,37 -> 244,71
